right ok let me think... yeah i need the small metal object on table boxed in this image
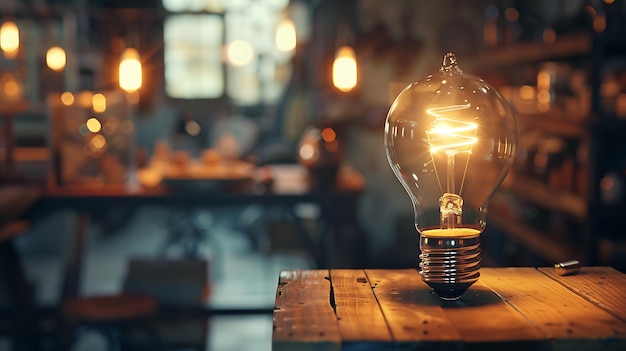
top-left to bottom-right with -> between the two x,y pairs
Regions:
272,267 -> 626,350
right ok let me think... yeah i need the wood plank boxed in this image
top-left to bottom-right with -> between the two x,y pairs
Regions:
440,280 -> 547,348
330,269 -> 392,348
480,267 -> 626,351
365,269 -> 463,350
272,270 -> 340,351
538,266 -> 626,322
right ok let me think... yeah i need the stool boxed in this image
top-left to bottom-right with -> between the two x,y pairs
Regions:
59,293 -> 161,351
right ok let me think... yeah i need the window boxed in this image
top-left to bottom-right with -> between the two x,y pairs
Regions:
162,0 -> 294,105
164,15 -> 223,99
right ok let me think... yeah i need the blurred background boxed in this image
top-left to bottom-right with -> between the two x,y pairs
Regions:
1,0 -> 626,350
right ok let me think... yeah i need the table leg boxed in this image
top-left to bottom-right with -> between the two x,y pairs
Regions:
3,115 -> 15,181
61,213 -> 90,300
0,238 -> 38,350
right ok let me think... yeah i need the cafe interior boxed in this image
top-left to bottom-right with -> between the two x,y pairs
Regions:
1,0 -> 625,350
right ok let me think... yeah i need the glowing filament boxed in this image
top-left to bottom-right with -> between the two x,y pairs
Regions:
425,105 -> 477,154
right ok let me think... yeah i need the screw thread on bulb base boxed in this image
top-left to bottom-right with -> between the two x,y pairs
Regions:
419,234 -> 481,300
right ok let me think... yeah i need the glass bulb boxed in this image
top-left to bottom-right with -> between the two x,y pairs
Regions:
384,53 -> 517,300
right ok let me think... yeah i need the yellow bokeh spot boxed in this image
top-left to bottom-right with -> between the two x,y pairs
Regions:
46,46 -> 66,71
92,93 -> 106,113
519,85 -> 535,100
61,91 -> 74,105
86,118 -> 102,133
226,40 -> 254,66
90,134 -> 106,149
276,19 -> 296,52
0,21 -> 19,58
119,48 -> 142,93
332,46 -> 357,92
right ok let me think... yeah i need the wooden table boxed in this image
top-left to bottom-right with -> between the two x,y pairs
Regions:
273,267 -> 626,350
26,165 -> 366,300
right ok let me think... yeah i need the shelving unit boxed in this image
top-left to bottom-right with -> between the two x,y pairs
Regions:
516,111 -> 588,139
466,32 -> 591,71
478,2 -> 626,270
506,174 -> 586,220
471,29 -> 595,266
487,206 -> 584,264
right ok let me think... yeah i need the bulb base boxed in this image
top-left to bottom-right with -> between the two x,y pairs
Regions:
419,234 -> 481,300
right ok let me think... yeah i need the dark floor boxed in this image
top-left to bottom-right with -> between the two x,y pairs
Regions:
11,206 -> 314,351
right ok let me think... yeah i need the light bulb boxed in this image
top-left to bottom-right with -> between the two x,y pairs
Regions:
46,46 -> 66,71
0,21 -> 19,59
332,46 -> 357,92
384,53 -> 517,300
276,18 -> 296,52
119,48 -> 142,93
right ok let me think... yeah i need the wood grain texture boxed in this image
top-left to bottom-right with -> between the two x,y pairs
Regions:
365,269 -> 463,350
441,279 -> 547,347
538,266 -> 626,322
329,269 -> 392,346
273,270 -> 340,351
481,267 -> 626,351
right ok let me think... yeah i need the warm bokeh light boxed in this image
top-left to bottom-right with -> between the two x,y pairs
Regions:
119,48 -> 142,93
332,46 -> 357,92
61,91 -> 75,105
77,91 -> 93,107
276,18 -> 296,52
226,40 -> 254,66
537,70 -> 551,90
86,118 -> 102,133
593,15 -> 606,32
504,7 -> 519,22
519,85 -> 535,100
90,134 -> 107,150
0,21 -> 19,59
185,120 -> 201,136
537,90 -> 551,104
321,128 -> 336,142
2,74 -> 20,98
299,144 -> 315,161
46,46 -> 66,71
92,93 -> 106,113
543,29 -> 556,44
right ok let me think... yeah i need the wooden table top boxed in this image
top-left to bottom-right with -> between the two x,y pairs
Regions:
31,164 -> 366,212
273,267 -> 626,350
